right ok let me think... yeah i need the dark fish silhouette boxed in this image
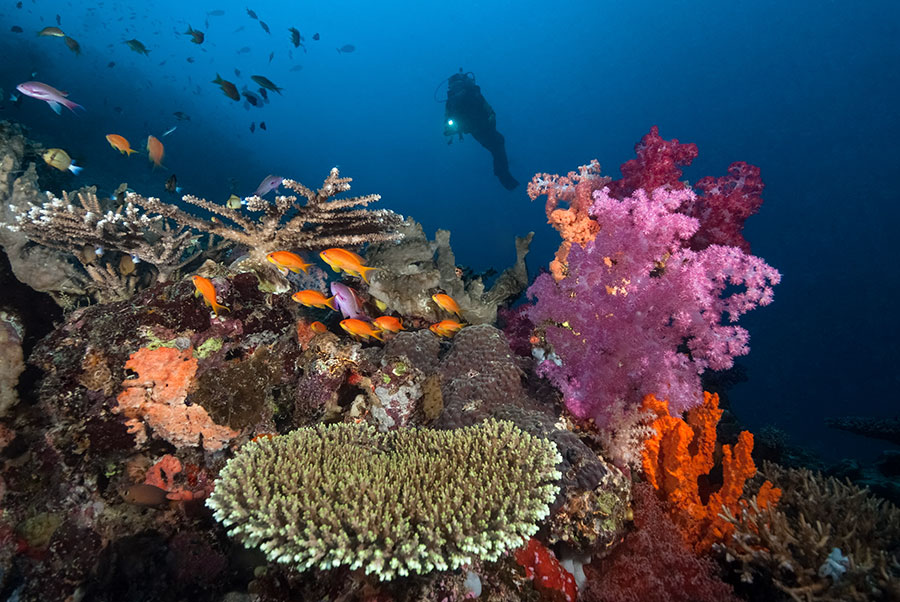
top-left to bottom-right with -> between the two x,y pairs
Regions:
165,174 -> 177,193
55,14 -> 61,25
125,38 -> 149,55
237,46 -> 250,54
313,32 -> 320,40
212,73 -> 240,101
246,7 -> 257,19
268,51 -> 274,63
207,9 -> 225,16
250,122 -> 255,133
10,26 -> 23,33
64,35 -> 81,55
288,27 -> 302,48
259,121 -> 267,131
107,61 -> 115,68
251,75 -> 282,94
337,44 -> 355,53
289,64 -> 303,72
173,111 -> 191,121
184,25 -> 204,44
259,20 -> 270,34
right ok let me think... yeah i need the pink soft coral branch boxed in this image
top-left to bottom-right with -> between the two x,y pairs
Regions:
527,184 -> 779,427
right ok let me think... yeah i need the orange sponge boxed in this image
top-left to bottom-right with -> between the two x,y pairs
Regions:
641,391 -> 780,552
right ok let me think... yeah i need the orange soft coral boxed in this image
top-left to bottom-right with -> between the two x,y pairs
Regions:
115,346 -> 239,451
528,160 -> 609,280
640,392 -> 780,552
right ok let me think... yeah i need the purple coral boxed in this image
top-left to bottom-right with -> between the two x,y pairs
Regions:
527,185 -> 779,427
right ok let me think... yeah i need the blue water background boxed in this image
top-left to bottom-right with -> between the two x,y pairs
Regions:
1,0 -> 898,462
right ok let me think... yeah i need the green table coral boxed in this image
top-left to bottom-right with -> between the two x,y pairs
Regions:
207,419 -> 562,580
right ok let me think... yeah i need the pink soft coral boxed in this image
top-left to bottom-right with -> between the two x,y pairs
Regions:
527,185 -> 779,427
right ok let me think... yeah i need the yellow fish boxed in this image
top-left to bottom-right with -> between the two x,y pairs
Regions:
225,194 -> 243,209
339,318 -> 383,342
42,148 -> 82,174
192,275 -> 228,316
319,248 -> 377,283
146,135 -> 165,168
372,316 -> 403,333
429,319 -> 465,338
432,293 -> 461,317
105,134 -> 137,156
291,289 -> 336,310
266,251 -> 312,274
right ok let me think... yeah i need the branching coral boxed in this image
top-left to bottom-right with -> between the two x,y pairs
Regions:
718,463 -> 900,602
1,167 -> 404,300
129,167 -> 404,291
4,188 -> 205,301
207,419 -> 562,580
641,392 -> 781,553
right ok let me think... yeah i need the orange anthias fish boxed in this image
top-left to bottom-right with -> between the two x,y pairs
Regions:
291,289 -> 336,310
266,251 -> 312,274
192,275 -> 228,316
106,134 -> 137,156
319,248 -> 377,283
339,318 -> 383,342
372,316 -> 403,333
309,321 -> 328,333
429,319 -> 465,338
432,293 -> 461,317
146,135 -> 164,168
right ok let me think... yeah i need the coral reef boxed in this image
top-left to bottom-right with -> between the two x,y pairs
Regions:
0,311 -> 24,417
207,419 -> 562,580
366,219 -> 532,324
719,463 -> 900,602
1,150 -> 404,301
825,415 -> 900,446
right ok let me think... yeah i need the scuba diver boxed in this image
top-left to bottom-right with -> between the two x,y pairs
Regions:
440,69 -> 519,190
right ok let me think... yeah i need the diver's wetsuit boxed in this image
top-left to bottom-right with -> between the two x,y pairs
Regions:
444,71 -> 519,190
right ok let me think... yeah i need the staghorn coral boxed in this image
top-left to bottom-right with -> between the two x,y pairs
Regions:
6,188 -> 204,287
207,419 -> 562,580
1,166 -> 404,301
129,167 -> 404,292
641,392 -> 781,553
718,463 -> 900,602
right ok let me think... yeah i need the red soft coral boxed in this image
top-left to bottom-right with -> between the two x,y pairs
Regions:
581,483 -> 739,602
686,161 -> 765,252
607,125 -> 698,199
